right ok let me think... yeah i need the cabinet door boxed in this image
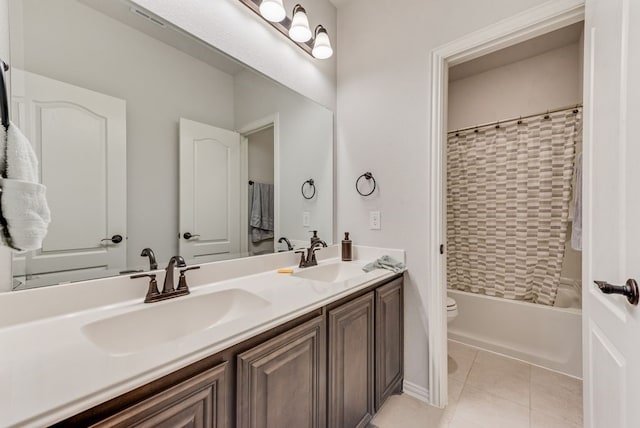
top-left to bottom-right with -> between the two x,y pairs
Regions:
328,292 -> 375,428
92,362 -> 228,428
375,278 -> 404,409
236,316 -> 326,428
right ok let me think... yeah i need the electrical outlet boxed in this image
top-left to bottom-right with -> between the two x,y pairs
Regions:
303,211 -> 310,227
369,211 -> 381,230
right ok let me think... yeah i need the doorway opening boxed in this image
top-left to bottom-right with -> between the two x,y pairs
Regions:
238,114 -> 280,256
427,2 -> 585,408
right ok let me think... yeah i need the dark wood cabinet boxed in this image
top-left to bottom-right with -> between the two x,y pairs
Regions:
375,277 -> 404,410
58,274 -> 404,428
92,362 -> 228,428
328,292 -> 375,428
236,316 -> 326,428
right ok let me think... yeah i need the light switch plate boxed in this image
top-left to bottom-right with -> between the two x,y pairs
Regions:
369,211 -> 381,230
303,211 -> 310,227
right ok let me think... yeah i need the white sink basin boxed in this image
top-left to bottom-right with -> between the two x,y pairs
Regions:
292,262 -> 370,283
82,289 -> 270,355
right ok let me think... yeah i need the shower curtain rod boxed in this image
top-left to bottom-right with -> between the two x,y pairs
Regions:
448,103 -> 583,135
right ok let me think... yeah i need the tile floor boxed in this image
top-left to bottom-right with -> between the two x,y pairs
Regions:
370,340 -> 583,428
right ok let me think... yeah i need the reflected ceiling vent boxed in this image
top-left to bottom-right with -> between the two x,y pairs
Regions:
129,7 -> 166,28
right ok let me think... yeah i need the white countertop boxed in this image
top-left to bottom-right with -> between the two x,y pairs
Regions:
0,245 -> 405,427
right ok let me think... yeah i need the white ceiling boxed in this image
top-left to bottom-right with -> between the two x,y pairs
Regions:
449,22 -> 584,81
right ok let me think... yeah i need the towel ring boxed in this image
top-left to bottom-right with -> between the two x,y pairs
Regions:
301,179 -> 316,200
356,172 -> 376,197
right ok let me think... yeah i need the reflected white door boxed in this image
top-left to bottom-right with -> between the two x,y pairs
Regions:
583,1 -> 640,427
179,118 -> 241,262
11,70 -> 126,278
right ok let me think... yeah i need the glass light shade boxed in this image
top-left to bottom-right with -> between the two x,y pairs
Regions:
289,8 -> 312,42
259,0 -> 286,22
312,28 -> 333,59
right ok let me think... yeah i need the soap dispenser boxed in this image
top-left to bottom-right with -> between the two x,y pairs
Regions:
342,232 -> 352,261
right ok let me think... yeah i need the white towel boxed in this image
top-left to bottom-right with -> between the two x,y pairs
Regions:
0,121 -> 51,251
571,152 -> 582,251
6,121 -> 39,182
0,178 -> 51,251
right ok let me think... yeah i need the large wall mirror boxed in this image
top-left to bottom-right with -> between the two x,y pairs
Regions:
8,0 -> 333,290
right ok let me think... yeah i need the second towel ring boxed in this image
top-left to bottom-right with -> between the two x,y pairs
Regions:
356,172 -> 376,197
301,178 -> 316,199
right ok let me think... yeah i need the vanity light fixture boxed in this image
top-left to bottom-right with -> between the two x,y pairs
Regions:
311,25 -> 333,59
289,5 -> 312,42
239,0 -> 333,59
259,0 -> 286,22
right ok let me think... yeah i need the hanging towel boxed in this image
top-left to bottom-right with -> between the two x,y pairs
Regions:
571,152 -> 582,251
248,182 -> 274,243
362,255 -> 406,273
0,121 -> 51,251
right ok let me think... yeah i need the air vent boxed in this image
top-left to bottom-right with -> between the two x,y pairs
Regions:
129,7 -> 166,28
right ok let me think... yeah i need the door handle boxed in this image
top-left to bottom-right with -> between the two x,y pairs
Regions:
101,234 -> 123,244
183,232 -> 200,240
594,279 -> 639,305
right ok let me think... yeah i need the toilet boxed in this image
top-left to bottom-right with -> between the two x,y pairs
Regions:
447,297 -> 458,324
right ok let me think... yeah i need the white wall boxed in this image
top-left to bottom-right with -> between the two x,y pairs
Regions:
448,43 -> 582,130
132,0 -> 337,111
0,0 -> 10,292
235,69 -> 334,245
12,0 -> 235,267
336,0 -> 551,397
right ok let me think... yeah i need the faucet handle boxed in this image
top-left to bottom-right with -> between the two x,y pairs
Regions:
177,266 -> 200,292
295,250 -> 306,267
131,273 -> 160,302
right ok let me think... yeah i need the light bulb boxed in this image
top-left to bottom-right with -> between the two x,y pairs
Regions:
289,5 -> 312,43
312,26 -> 333,59
259,0 -> 286,22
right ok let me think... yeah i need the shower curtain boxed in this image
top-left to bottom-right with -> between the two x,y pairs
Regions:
446,109 -> 580,306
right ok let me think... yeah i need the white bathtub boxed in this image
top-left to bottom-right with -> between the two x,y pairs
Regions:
447,284 -> 582,378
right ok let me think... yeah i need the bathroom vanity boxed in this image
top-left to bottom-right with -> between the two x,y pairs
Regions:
0,246 -> 404,428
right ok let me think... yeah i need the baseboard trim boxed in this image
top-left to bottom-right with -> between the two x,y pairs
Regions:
402,380 -> 430,403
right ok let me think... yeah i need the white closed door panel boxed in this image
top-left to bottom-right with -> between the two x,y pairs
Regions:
583,0 -> 640,427
179,118 -> 241,263
11,70 -> 126,277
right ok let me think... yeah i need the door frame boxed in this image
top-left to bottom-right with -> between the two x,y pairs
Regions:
237,114 -> 280,254
427,0 -> 585,407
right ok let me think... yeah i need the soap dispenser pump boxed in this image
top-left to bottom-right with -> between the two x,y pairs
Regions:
342,232 -> 352,261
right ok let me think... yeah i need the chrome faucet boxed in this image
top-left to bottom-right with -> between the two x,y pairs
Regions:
131,255 -> 199,303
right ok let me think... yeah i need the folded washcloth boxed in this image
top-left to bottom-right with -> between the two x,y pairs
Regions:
362,255 -> 406,273
0,178 -> 51,251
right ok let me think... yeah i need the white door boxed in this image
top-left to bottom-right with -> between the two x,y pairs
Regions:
583,1 -> 640,426
179,118 -> 241,263
11,70 -> 126,279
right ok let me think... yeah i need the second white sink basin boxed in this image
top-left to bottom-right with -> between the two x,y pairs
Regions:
82,289 -> 270,355
292,262 -> 370,283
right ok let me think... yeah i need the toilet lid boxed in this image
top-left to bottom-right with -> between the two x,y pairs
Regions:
447,297 -> 457,309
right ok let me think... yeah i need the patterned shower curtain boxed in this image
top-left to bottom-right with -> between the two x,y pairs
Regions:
446,109 -> 580,306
